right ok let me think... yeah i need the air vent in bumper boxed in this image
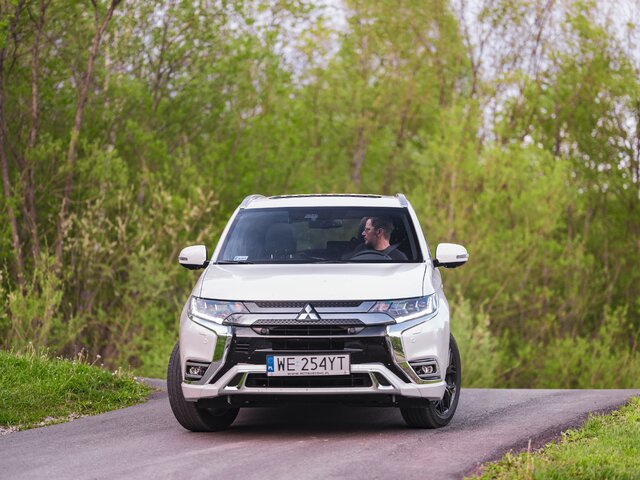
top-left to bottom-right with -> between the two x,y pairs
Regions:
245,373 -> 372,388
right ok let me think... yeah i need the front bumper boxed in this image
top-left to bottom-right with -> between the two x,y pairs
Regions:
182,362 -> 445,403
179,302 -> 450,405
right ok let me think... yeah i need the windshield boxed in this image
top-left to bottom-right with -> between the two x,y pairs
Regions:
217,207 -> 422,264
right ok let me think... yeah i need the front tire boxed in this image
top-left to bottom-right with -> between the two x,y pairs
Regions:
167,342 -> 239,432
400,334 -> 461,428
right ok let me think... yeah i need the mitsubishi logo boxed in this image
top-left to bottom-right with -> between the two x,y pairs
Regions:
296,303 -> 320,321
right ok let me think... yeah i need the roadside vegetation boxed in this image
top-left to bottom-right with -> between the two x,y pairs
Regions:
470,397 -> 640,479
0,349 -> 151,432
1,0 -> 639,384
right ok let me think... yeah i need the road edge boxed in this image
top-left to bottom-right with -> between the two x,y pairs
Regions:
464,396 -> 638,478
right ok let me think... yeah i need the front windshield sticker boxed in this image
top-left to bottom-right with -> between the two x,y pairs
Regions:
233,256 -> 249,261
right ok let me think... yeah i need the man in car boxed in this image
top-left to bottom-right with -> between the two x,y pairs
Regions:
357,217 -> 407,260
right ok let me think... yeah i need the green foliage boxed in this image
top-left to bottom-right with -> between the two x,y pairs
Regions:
451,293 -> 502,388
512,307 -> 640,389
452,300 -> 640,389
0,254 -> 78,351
471,398 -> 640,479
0,348 -> 151,430
0,0 -> 638,386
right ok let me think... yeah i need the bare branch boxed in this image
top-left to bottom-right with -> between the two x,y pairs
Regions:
54,0 -> 123,270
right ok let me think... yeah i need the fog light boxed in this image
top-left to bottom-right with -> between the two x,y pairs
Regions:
347,327 -> 356,334
185,360 -> 211,381
420,365 -> 434,375
188,366 -> 206,376
259,327 -> 269,335
409,359 -> 439,381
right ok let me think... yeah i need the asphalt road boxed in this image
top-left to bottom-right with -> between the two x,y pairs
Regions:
1,384 -> 638,480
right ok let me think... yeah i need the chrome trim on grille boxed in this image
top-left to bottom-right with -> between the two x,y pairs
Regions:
243,301 -> 376,314
213,332 -> 231,362
227,312 -> 392,326
385,316 -> 441,385
230,300 -> 387,326
188,321 -> 233,385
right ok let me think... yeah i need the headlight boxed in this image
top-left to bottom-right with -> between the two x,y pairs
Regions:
369,294 -> 438,322
188,297 -> 248,324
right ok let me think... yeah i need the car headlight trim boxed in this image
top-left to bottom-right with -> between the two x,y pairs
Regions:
369,294 -> 438,322
189,297 -> 248,324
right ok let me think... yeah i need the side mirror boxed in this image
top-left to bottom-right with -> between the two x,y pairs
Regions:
433,243 -> 469,269
178,245 -> 209,270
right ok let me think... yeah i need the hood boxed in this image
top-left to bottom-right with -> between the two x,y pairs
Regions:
198,263 -> 431,301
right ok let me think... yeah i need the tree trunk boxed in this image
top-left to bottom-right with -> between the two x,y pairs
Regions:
54,0 -> 122,270
152,18 -> 170,113
383,94 -> 411,195
351,124 -> 368,191
0,0 -> 26,288
634,99 -> 640,259
0,111 -> 25,288
22,0 -> 48,263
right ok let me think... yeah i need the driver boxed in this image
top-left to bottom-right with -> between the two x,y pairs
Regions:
355,217 -> 407,260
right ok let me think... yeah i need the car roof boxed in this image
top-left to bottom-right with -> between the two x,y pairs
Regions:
241,194 -> 409,209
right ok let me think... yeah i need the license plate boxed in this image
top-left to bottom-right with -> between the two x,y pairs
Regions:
266,354 -> 350,376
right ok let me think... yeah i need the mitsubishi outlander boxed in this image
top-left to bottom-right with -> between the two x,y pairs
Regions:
167,194 -> 468,431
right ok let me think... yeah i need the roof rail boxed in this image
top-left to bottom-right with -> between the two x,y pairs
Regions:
239,194 -> 265,208
396,193 -> 409,207
269,194 -> 382,199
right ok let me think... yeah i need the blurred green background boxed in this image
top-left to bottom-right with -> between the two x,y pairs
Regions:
1,0 -> 638,384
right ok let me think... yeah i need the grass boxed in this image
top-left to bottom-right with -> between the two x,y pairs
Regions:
470,397 -> 640,480
0,348 -> 152,432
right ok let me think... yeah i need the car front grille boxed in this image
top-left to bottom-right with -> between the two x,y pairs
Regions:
251,318 -> 364,336
208,325 -> 412,385
234,341 -> 251,354
229,327 -> 385,355
268,338 -> 355,351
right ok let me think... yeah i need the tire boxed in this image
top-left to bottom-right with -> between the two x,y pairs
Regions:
400,334 -> 461,429
167,342 -> 239,432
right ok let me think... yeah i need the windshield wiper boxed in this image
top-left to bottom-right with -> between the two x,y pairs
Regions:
216,260 -> 254,264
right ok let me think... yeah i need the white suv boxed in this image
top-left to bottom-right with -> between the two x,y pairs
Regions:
167,194 -> 468,431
